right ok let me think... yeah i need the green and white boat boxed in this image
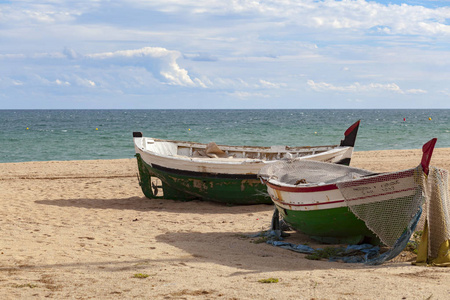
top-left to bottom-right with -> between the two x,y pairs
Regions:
133,120 -> 360,205
259,138 -> 437,245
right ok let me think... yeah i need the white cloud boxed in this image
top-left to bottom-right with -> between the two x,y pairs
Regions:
55,79 -> 70,86
259,79 -> 287,89
0,4 -> 80,27
32,52 -> 66,59
439,89 -> 450,96
128,0 -> 450,36
228,91 -> 271,99
0,53 -> 26,59
405,88 -> 427,94
5,1 -> 450,41
307,80 -> 425,94
63,47 -> 80,60
74,77 -> 96,88
0,77 -> 24,88
85,47 -> 204,87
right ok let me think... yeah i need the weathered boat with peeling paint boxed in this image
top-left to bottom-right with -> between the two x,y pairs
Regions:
259,138 -> 437,244
133,120 -> 360,204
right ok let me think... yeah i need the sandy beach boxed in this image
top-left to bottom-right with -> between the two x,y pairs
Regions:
1,148 -> 450,299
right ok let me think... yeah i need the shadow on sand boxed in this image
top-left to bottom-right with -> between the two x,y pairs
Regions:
35,196 -> 273,215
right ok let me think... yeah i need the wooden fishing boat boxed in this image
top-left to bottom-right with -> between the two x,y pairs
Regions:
259,138 -> 437,245
133,120 -> 360,204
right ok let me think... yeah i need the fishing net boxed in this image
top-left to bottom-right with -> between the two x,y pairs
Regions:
337,166 -> 425,247
339,164 -> 450,265
259,159 -> 373,186
415,166 -> 450,266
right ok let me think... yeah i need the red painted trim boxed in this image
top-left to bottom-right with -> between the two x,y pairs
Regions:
273,197 -> 345,207
421,138 -> 437,175
344,120 -> 360,136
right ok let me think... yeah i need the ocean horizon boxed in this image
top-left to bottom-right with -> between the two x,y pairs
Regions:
1,109 -> 449,163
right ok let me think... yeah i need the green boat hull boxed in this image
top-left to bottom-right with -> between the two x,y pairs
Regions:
277,205 -> 380,244
135,154 -> 271,204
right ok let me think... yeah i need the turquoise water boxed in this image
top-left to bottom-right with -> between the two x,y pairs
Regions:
0,109 -> 448,163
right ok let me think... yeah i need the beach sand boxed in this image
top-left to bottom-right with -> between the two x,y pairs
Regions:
1,148 -> 450,299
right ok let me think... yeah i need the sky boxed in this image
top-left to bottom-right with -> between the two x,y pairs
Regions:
1,0 -> 450,109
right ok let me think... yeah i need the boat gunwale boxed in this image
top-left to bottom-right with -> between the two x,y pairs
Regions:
264,167 -> 416,193
149,137 -> 339,153
135,138 -> 352,166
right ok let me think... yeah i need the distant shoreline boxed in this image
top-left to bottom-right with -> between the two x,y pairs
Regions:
2,108 -> 450,111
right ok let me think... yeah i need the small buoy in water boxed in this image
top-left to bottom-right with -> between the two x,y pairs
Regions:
26,127 -> 29,130
188,128 -> 191,131
429,117 -> 432,121
314,131 -> 317,134
403,118 -> 406,121
96,128 -> 98,130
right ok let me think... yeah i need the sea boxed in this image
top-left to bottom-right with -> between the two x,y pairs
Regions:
0,109 -> 449,163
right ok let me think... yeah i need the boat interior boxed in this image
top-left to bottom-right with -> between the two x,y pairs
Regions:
265,161 -> 375,186
141,137 -> 338,161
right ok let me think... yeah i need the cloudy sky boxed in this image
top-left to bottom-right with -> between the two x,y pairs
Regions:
1,0 -> 450,109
